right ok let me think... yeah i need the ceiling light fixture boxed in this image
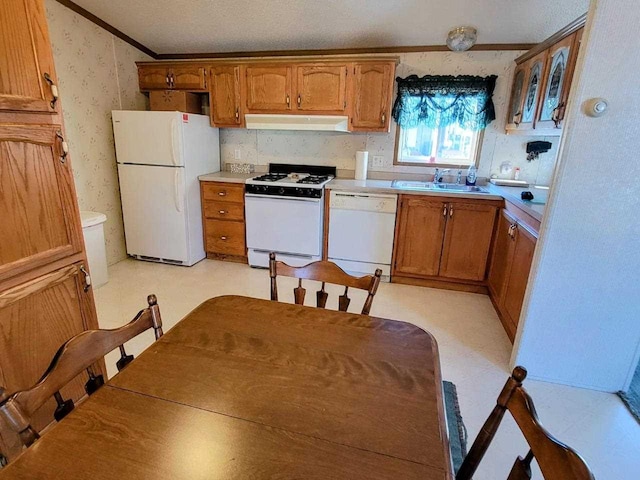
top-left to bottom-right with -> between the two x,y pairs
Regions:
446,26 -> 478,52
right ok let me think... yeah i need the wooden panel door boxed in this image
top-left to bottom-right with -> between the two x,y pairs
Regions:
170,65 -> 207,91
537,32 -> 577,130
505,62 -> 528,130
393,196 -> 447,277
0,0 -> 58,113
295,64 -> 347,112
245,66 -> 293,112
210,66 -> 242,127
439,201 -> 498,281
350,63 -> 394,132
520,51 -> 547,128
0,124 -> 83,283
138,66 -> 171,90
487,209 -> 517,301
0,262 -> 99,460
502,223 -> 538,329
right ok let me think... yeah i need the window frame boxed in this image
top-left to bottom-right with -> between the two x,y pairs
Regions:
392,124 -> 484,169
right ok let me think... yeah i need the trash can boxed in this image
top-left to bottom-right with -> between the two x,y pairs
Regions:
80,211 -> 108,288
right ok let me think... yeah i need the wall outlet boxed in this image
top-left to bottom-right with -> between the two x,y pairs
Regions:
234,149 -> 242,160
372,155 -> 384,168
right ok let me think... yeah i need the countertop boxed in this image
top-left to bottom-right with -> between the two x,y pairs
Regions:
199,172 -> 546,222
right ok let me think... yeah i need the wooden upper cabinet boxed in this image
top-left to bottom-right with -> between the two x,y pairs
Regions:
295,64 -> 347,113
138,65 -> 207,91
210,66 -> 242,127
351,62 -> 394,132
506,63 -> 528,129
170,65 -> 207,90
393,196 -> 447,277
245,66 -> 293,112
0,124 -> 83,283
520,51 -> 547,128
537,31 -> 579,130
0,0 -> 59,114
439,201 -> 498,281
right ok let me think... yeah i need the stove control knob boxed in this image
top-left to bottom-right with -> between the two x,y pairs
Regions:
278,187 -> 286,195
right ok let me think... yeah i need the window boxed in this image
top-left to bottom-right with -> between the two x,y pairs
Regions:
395,122 -> 481,167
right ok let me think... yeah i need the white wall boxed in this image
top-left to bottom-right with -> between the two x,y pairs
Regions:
512,0 -> 640,392
222,51 -> 560,185
46,0 -> 152,265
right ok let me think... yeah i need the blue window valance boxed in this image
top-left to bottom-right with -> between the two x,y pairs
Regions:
392,75 -> 498,131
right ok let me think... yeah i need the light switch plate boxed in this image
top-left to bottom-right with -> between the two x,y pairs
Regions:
372,155 -> 384,167
234,149 -> 242,160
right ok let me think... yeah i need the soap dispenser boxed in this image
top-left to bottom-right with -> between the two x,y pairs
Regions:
466,164 -> 477,186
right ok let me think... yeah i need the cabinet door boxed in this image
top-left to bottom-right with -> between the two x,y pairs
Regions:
210,66 -> 242,127
171,65 -> 207,91
502,224 -> 537,329
506,63 -> 528,129
295,64 -> 347,112
138,66 -> 171,90
245,66 -> 293,111
487,209 -> 518,301
537,33 -> 576,129
351,63 -> 394,132
0,0 -> 58,113
439,201 -> 497,281
0,263 -> 99,459
393,197 -> 447,277
0,124 -> 83,283
520,51 -> 547,127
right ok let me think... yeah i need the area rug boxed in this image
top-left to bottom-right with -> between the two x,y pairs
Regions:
618,363 -> 640,424
443,380 -> 468,473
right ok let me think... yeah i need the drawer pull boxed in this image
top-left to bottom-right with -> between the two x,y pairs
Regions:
218,191 -> 227,196
220,236 -> 228,241
219,210 -> 227,214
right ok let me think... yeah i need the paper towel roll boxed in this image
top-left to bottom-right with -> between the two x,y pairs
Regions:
355,151 -> 369,180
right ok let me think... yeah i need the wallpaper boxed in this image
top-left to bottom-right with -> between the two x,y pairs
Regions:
221,51 -> 559,186
45,0 -> 151,265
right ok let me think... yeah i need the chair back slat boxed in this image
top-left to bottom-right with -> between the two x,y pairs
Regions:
457,367 -> 595,480
0,295 -> 163,448
269,253 -> 382,315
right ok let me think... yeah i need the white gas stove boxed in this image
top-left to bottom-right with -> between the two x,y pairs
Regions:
244,164 -> 336,267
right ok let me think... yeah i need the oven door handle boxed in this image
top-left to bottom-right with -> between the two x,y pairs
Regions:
245,193 -> 321,202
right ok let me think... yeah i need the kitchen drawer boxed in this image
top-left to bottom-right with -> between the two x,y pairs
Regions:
202,182 -> 244,203
203,200 -> 244,221
206,220 -> 246,256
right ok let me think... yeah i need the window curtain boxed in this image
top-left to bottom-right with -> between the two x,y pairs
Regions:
392,75 -> 497,131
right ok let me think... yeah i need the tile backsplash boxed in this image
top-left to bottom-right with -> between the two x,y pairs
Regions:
222,51 -> 560,186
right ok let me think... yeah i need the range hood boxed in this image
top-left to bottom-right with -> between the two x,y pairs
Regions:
244,114 -> 349,132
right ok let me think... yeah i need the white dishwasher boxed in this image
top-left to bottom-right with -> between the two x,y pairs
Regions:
328,191 -> 398,277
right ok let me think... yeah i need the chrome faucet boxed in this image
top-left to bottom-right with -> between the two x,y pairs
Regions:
433,168 -> 451,183
457,169 -> 462,184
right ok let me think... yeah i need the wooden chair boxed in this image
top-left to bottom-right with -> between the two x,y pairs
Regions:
269,252 -> 382,315
456,366 -> 595,480
0,294 -> 163,448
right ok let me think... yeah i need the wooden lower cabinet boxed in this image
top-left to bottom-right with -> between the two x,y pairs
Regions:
200,182 -> 247,262
487,209 -> 538,342
392,195 -> 499,290
0,262 -> 102,460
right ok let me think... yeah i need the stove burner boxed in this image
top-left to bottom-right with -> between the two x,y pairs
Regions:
252,173 -> 288,182
297,175 -> 331,184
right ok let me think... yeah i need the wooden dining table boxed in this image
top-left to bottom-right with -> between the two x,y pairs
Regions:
1,295 -> 453,479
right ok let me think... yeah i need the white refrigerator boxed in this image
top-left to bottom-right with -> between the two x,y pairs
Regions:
112,111 -> 220,266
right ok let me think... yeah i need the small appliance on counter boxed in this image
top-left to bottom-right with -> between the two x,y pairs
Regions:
112,110 -> 220,266
244,163 -> 336,267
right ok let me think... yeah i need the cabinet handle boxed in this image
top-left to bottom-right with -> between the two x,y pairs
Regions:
55,130 -> 69,163
43,73 -> 59,109
219,210 -> 227,214
449,203 -> 454,217
286,95 -> 290,107
166,74 -> 171,87
297,95 -> 301,107
552,102 -> 565,128
80,265 -> 91,292
220,236 -> 228,241
381,112 -> 386,124
514,112 -> 522,126
443,205 -> 448,217
218,191 -> 227,196
235,108 -> 239,121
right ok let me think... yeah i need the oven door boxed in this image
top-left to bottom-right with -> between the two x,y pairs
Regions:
245,194 -> 323,258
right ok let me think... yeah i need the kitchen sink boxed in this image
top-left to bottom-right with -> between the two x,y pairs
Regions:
391,180 -> 486,193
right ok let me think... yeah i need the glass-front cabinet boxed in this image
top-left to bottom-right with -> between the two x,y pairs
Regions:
520,51 -> 546,128
506,63 -> 528,129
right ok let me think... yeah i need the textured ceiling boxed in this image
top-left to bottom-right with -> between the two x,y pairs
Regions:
67,0 -> 589,55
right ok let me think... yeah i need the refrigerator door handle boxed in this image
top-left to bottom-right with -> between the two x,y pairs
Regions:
173,169 -> 184,212
170,118 -> 182,166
